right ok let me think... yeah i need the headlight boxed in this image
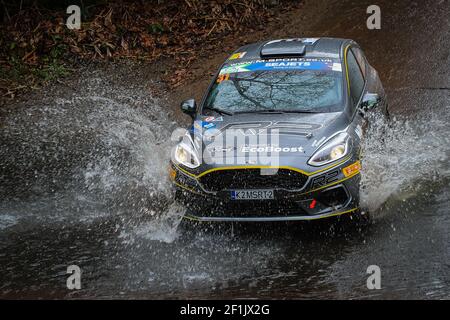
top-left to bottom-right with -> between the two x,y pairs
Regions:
308,132 -> 352,166
173,134 -> 201,169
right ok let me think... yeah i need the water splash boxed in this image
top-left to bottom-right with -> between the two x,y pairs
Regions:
0,68 -> 178,228
120,202 -> 185,243
0,214 -> 18,230
360,112 -> 450,212
1,66 -> 449,235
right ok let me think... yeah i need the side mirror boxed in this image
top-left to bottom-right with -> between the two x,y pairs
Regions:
180,99 -> 197,117
360,93 -> 380,112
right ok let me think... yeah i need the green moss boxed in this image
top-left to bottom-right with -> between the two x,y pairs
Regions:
1,54 -> 70,92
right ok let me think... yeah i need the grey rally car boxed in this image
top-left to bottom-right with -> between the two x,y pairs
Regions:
169,37 -> 387,222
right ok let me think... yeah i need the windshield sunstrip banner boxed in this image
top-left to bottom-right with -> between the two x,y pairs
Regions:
219,58 -> 341,74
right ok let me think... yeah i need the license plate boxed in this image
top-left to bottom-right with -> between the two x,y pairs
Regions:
231,189 -> 274,200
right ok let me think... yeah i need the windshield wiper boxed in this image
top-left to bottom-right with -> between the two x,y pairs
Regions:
235,109 -> 317,114
203,106 -> 233,116
274,109 -> 317,114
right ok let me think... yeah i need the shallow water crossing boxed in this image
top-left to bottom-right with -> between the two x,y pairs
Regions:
1,0 -> 449,299
0,67 -> 448,299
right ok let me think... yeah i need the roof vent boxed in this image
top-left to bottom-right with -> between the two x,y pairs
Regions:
260,38 -> 317,58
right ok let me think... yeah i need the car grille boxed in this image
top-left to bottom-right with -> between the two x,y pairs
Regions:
198,168 -> 308,192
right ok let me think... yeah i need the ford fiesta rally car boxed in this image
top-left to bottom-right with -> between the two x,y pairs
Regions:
169,37 -> 387,222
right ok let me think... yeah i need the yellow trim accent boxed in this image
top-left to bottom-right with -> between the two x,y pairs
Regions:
343,44 -> 351,95
173,181 -> 206,196
306,207 -> 359,221
174,155 -> 351,180
182,214 -> 201,222
183,207 -> 360,222
197,165 -> 309,178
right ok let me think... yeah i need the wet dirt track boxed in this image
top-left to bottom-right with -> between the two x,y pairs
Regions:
0,0 -> 449,299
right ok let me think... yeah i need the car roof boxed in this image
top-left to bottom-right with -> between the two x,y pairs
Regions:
225,37 -> 353,63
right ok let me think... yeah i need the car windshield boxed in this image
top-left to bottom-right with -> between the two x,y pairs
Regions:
204,58 -> 344,114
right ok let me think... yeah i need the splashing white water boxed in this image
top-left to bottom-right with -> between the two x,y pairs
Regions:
120,202 -> 185,243
360,112 -> 450,212
1,64 -> 449,236
0,214 -> 19,230
0,68 -> 178,227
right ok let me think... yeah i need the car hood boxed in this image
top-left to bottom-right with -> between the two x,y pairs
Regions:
191,111 -> 350,170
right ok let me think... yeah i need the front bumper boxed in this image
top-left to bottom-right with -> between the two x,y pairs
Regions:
169,156 -> 361,222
